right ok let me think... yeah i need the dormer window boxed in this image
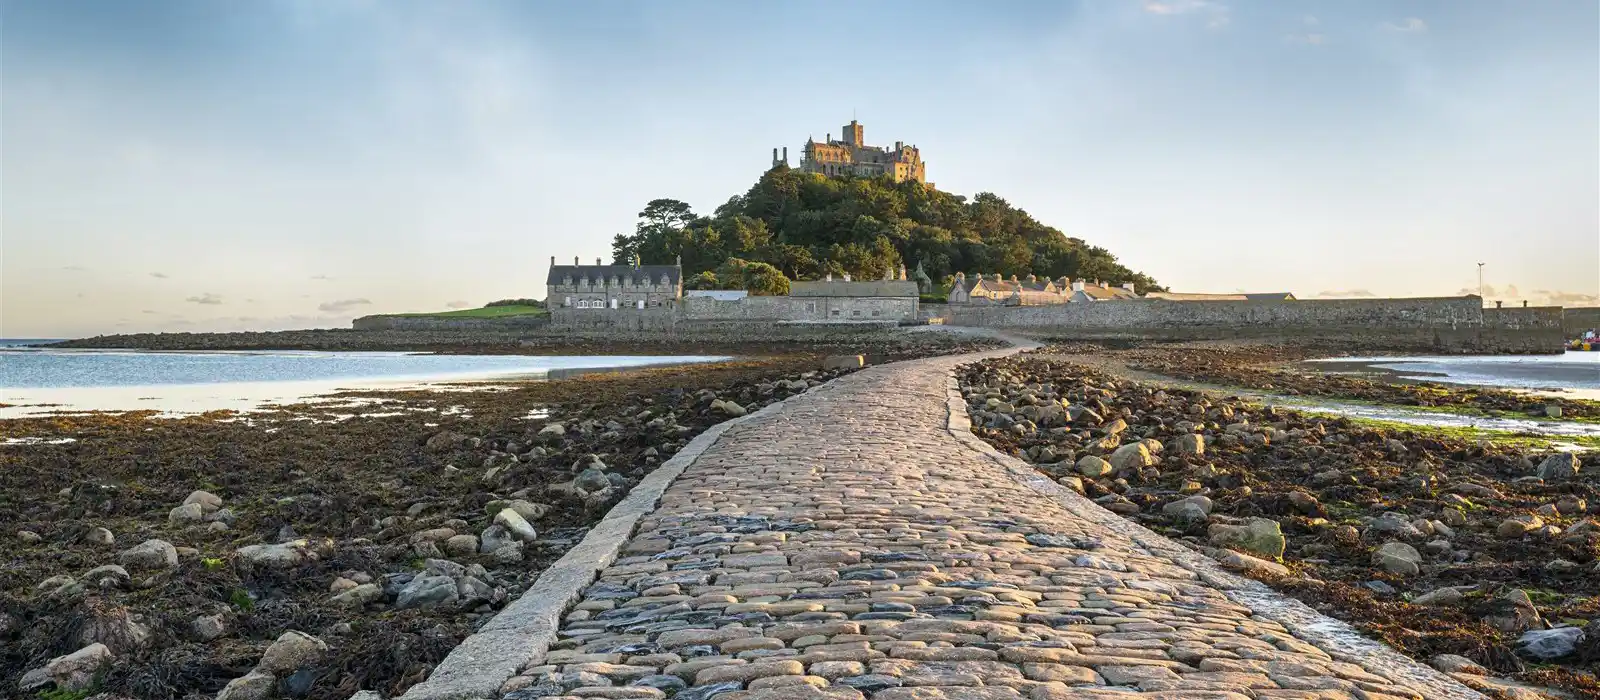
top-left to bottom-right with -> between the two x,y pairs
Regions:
562,276 -> 572,286
659,274 -> 670,286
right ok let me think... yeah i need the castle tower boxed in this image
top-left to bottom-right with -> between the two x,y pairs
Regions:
842,120 -> 864,148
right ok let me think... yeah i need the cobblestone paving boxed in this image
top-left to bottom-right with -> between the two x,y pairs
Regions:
503,352 -> 1481,700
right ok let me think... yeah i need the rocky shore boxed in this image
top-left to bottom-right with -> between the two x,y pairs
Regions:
42,327 -> 1004,362
1097,342 -> 1600,422
957,352 -> 1598,698
0,344 -> 982,698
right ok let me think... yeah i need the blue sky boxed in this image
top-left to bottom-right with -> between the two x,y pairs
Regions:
3,0 -> 1596,337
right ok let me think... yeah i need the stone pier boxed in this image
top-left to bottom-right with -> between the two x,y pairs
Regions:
399,346 -> 1484,700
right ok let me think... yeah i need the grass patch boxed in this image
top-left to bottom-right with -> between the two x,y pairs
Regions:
386,305 -> 547,319
1330,415 -> 1600,451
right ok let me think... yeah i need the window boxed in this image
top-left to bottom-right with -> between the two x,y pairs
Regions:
872,310 -> 881,316
852,310 -> 862,316
563,296 -> 572,307
576,300 -> 587,309
660,274 -> 670,285
806,302 -> 817,313
831,309 -> 841,316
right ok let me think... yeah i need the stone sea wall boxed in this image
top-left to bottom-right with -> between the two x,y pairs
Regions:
943,296 -> 1565,353
1563,306 -> 1600,336
352,315 -> 551,331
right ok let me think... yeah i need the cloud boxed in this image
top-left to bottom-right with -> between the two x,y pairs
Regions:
1303,15 -> 1319,26
1533,290 -> 1600,307
445,300 -> 471,309
310,274 -> 333,281
141,309 -> 158,314
150,272 -> 169,279
61,265 -> 87,272
185,293 -> 224,305
1142,0 -> 1229,27
1286,32 -> 1327,45
1314,289 -> 1376,298
1381,18 -> 1428,33
318,298 -> 372,312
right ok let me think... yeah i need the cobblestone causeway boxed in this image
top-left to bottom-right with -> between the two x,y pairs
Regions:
496,350 -> 1485,700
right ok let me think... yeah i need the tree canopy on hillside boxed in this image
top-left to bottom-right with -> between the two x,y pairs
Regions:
611,166 -> 1162,293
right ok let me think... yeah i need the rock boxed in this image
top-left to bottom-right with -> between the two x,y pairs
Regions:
492,541 -> 524,564
75,604 -> 151,652
822,355 -> 864,370
480,524 -> 515,553
1430,654 -> 1488,675
1367,512 -> 1424,539
1440,508 -> 1468,527
1363,580 -> 1397,596
1075,455 -> 1112,478
16,530 -> 41,544
117,539 -> 177,571
193,614 -> 227,641
713,400 -> 748,417
168,502 -> 206,524
1107,442 -> 1155,470
24,643 -> 113,692
257,630 -> 328,673
1217,550 -> 1290,576
1543,404 -> 1563,419
1518,627 -> 1585,660
236,541 -> 311,569
574,467 -> 611,493
1555,495 -> 1587,515
37,574 -> 77,595
216,670 -> 277,700
426,430 -> 471,451
84,527 -> 115,546
329,583 -> 384,608
507,500 -> 551,521
1497,514 -> 1545,539
82,565 -> 129,589
1372,541 -> 1422,576
1536,453 -> 1580,481
183,490 -> 224,512
494,508 -> 539,542
1169,433 -> 1205,456
395,575 -> 458,610
444,534 -> 480,556
1412,587 -> 1464,606
1162,495 -> 1212,525
1208,518 -> 1286,559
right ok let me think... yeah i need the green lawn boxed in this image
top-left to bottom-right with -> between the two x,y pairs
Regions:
388,305 -> 547,319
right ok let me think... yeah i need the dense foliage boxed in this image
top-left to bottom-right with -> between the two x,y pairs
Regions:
485,298 -> 545,308
611,166 -> 1162,293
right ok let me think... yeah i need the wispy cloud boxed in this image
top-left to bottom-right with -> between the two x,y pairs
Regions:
1303,15 -> 1320,26
445,300 -> 471,309
318,298 -> 372,312
61,265 -> 87,272
1286,32 -> 1327,45
1381,17 -> 1428,33
1142,0 -> 1229,27
185,293 -> 224,305
310,274 -> 333,281
1533,290 -> 1599,307
150,271 -> 169,279
1314,289 -> 1376,298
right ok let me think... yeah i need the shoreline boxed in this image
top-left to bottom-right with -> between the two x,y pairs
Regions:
0,334 -> 1002,697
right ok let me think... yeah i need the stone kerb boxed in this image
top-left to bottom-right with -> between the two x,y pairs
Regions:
940,365 -> 1485,700
395,389 -> 811,700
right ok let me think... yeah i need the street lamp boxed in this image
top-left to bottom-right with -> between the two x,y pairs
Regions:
1477,262 -> 1485,304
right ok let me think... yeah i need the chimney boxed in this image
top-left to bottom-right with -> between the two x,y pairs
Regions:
1495,300 -> 1503,308
1010,275 -> 1019,283
550,256 -> 555,267
1123,282 -> 1135,293
843,272 -> 852,282
1071,280 -> 1086,292
896,141 -> 903,151
955,272 -> 965,281
826,272 -> 833,282
1522,300 -> 1528,307
782,146 -> 788,163
1026,274 -> 1037,284
899,265 -> 907,281
596,257 -> 602,266
574,256 -> 580,265
772,147 -> 778,164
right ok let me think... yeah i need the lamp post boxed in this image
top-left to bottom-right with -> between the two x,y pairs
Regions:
1477,262 -> 1485,305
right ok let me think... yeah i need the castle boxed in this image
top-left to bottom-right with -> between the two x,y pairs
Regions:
772,119 -> 927,184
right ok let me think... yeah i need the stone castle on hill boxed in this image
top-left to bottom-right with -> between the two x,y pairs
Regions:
772,119 -> 928,185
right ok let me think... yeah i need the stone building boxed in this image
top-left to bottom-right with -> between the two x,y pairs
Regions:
773,119 -> 927,184
948,273 -> 1068,306
546,256 -> 682,310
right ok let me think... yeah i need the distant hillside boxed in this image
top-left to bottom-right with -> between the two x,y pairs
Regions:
611,165 -> 1162,292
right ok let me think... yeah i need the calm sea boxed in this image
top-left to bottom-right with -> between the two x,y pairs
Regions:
0,343 -> 727,416
1307,352 -> 1600,397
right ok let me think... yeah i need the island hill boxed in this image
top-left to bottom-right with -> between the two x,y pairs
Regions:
363,140 -> 1162,325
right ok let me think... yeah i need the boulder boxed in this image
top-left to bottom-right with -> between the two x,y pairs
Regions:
1429,654 -> 1488,675
493,508 -> 539,542
1372,541 -> 1422,576
480,524 -> 516,553
1517,627 -> 1584,660
257,630 -> 328,673
822,355 -> 864,371
1535,453 -> 1580,481
1411,587 -> 1464,606
507,500 -> 550,521
574,467 -> 611,493
116,539 -> 177,571
1075,456 -> 1112,479
236,541 -> 310,569
444,534 -> 480,557
1162,495 -> 1213,526
1170,433 -> 1204,456
1208,518 -> 1286,559
395,575 -> 458,610
84,527 -> 115,546
182,490 -> 224,512
329,583 -> 384,608
19,643 -> 113,692
1497,514 -> 1545,539
1107,443 -> 1155,471
81,565 -> 130,589
168,503 -> 206,524
216,670 -> 277,700
75,603 -> 151,652
192,614 -> 227,641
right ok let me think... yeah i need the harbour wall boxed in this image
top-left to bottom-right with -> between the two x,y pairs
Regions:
942,297 -> 1566,353
351,315 -> 551,331
1564,306 -> 1600,336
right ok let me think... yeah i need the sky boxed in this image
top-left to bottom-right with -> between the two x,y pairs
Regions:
2,0 -> 1596,338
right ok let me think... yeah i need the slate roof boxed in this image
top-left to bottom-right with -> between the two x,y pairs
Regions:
547,264 -> 681,286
